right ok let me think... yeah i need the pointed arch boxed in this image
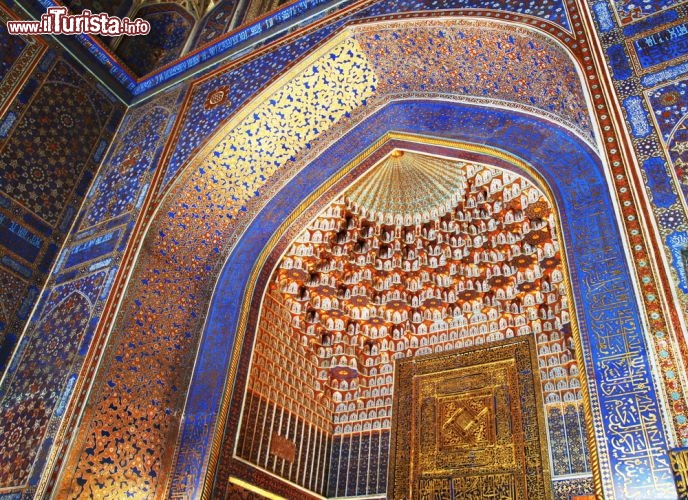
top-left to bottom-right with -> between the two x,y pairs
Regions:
57,16 -> 674,500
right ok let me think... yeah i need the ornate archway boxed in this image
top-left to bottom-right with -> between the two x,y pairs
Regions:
55,17 -> 675,499
195,101 -> 669,497
235,138 -> 580,498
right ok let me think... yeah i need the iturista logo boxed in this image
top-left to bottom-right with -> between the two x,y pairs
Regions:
7,6 -> 150,36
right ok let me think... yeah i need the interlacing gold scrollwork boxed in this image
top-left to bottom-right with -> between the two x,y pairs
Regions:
669,448 -> 688,497
389,336 -> 551,499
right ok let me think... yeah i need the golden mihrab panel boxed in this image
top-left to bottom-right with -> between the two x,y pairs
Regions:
389,336 -> 551,499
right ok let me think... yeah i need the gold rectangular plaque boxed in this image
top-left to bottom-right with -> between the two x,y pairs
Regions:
270,433 -> 296,463
389,336 -> 552,499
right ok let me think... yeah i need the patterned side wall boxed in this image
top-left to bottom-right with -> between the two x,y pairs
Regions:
606,0 -> 685,25
589,0 -> 688,450
0,56 -> 181,496
0,4 -> 123,375
236,290 -> 332,496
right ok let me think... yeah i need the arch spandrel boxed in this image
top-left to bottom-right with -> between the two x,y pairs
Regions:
55,17 -> 676,500
350,19 -> 597,149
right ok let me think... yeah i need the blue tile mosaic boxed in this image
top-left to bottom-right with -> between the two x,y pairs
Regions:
633,21 -> 688,70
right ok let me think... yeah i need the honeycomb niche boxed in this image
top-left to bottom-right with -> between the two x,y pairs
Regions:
237,149 -> 589,497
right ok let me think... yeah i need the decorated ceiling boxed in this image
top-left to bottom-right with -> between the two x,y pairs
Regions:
267,150 -> 579,420
237,149 -> 587,495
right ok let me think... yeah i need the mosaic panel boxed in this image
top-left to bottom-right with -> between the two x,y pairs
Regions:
605,20 -> 688,465
645,79 -> 688,224
116,5 -> 195,76
548,404 -> 589,475
59,37 -> 376,499
592,2 -> 616,32
608,43 -> 634,80
564,405 -> 589,472
354,21 -> 593,143
552,476 -> 595,499
624,96 -> 652,139
0,268 -> 25,365
0,45 -> 122,375
562,1 -> 688,458
17,88 -> 180,498
628,20 -> 688,73
668,231 -> 688,293
0,5 -> 46,118
0,272 -> 105,490
80,104 -> 174,229
0,270 -> 22,332
666,131 -> 688,199
160,21 -> 345,187
647,77 -> 688,142
611,0 -> 686,25
0,60 -> 115,226
161,4 -> 574,186
389,336 -> 551,499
